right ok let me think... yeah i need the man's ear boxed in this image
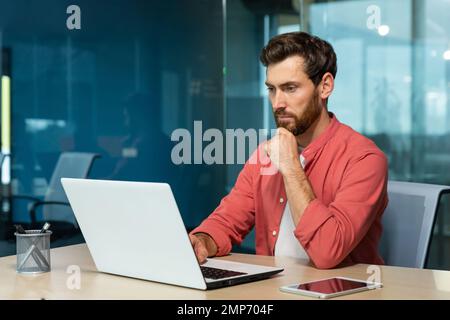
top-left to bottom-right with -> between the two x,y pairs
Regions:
319,72 -> 334,100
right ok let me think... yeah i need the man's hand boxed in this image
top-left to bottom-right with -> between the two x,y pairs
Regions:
264,127 -> 301,176
264,127 -> 316,225
189,233 -> 217,264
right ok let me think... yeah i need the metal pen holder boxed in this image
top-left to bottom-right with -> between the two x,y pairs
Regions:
15,230 -> 52,274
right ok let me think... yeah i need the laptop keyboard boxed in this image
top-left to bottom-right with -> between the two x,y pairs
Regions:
200,266 -> 247,279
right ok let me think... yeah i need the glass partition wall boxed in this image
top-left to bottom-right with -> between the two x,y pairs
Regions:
0,0 -> 226,255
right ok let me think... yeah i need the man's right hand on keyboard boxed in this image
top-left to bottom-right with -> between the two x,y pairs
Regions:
189,233 -> 218,264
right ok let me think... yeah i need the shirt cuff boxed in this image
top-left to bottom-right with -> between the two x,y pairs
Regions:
294,198 -> 333,247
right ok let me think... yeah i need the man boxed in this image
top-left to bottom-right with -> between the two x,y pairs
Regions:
189,32 -> 388,269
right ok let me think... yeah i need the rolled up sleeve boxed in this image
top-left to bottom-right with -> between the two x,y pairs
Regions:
294,152 -> 388,269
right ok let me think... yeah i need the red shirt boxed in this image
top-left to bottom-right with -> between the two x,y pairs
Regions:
192,114 -> 388,269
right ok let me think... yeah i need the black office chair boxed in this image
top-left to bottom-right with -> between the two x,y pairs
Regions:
12,152 -> 100,239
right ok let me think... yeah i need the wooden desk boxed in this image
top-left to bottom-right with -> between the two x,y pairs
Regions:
1,244 -> 450,299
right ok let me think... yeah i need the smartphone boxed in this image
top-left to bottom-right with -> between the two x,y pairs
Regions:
279,276 -> 382,299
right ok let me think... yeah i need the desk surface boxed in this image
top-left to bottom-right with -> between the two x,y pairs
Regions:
1,244 -> 450,299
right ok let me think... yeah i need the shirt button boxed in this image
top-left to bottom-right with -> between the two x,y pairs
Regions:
279,197 -> 284,203
272,230 -> 277,236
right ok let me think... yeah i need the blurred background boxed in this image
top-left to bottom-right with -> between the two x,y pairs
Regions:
0,0 -> 449,270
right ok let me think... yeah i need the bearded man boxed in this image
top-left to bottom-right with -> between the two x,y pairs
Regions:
189,32 -> 388,269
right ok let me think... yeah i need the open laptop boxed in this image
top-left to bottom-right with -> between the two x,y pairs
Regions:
61,178 -> 283,290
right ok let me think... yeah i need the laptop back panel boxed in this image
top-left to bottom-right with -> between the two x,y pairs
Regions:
61,178 -> 207,290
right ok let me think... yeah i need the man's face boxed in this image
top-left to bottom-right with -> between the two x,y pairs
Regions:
265,55 -> 322,136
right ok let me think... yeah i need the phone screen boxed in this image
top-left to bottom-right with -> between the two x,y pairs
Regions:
297,278 -> 368,294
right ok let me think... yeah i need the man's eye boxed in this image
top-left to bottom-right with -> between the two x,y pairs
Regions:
287,86 -> 296,92
267,87 -> 274,93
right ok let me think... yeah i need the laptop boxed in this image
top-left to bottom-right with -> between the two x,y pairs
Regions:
61,178 -> 283,290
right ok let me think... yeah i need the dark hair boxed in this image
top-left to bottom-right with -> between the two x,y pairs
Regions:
260,32 -> 337,86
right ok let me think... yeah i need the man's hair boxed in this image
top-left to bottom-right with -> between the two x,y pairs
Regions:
260,32 -> 337,86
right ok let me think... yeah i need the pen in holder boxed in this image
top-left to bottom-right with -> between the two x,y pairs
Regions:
14,223 -> 52,274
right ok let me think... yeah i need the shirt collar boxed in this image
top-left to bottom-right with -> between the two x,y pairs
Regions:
301,112 -> 340,160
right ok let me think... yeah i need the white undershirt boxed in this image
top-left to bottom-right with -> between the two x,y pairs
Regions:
274,203 -> 309,259
274,154 -> 309,260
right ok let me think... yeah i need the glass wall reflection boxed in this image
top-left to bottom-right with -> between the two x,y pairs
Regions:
0,0 -> 226,255
308,0 -> 450,270
225,0 -> 450,267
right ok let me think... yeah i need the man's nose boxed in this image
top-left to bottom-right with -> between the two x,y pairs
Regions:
272,91 -> 287,111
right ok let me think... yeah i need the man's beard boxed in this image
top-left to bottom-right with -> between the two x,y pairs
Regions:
273,90 -> 322,136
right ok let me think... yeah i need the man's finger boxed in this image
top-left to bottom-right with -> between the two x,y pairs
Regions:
195,244 -> 208,264
198,248 -> 208,264
191,236 -> 208,264
193,238 -> 203,252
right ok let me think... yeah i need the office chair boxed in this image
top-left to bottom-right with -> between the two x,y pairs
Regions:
380,180 -> 450,268
13,152 -> 100,237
